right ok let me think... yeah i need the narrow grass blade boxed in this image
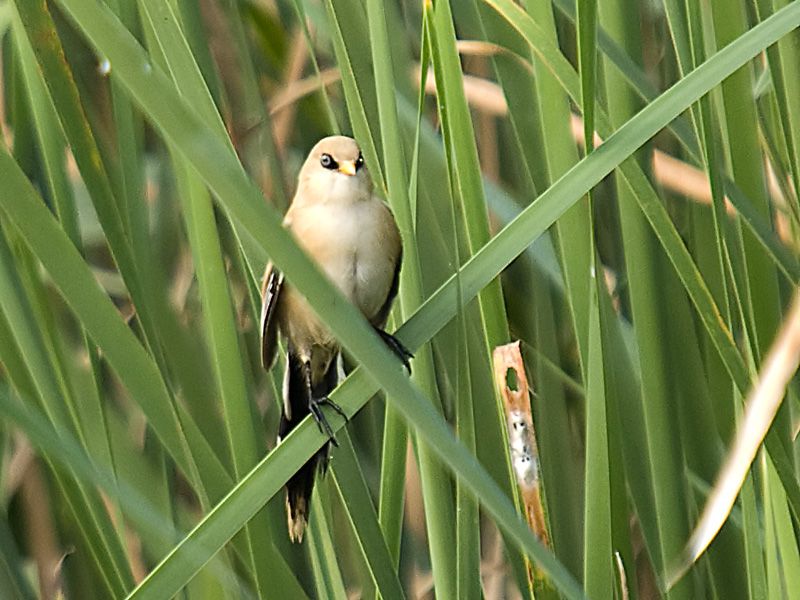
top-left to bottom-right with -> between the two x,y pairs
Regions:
0,232 -> 134,595
137,4 -> 280,593
331,431 -> 405,600
0,146 -> 230,501
308,487 -> 346,600
583,283 -> 613,598
0,514 -> 35,600
576,0 -> 597,150
0,383 -> 244,596
357,0 -> 460,594
48,2 -> 800,599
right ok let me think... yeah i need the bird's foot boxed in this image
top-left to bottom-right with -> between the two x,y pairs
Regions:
309,396 -> 347,447
375,329 -> 414,373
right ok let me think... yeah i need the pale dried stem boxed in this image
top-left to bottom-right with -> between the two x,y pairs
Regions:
614,551 -> 630,600
269,68 -> 341,117
20,459 -> 61,599
272,27 -> 308,155
4,433 -> 34,497
403,438 -> 426,544
100,492 -> 147,583
417,66 -> 793,241
469,56 -> 500,183
669,288 -> 800,588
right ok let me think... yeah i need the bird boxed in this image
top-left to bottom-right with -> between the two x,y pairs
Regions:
260,135 -> 412,542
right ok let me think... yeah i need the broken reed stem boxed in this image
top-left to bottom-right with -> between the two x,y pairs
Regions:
492,341 -> 549,588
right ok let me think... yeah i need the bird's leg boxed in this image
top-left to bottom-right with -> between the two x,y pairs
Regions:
303,359 -> 342,447
374,328 -> 414,373
317,396 -> 347,420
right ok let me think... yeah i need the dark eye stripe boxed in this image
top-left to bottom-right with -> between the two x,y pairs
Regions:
320,153 -> 338,170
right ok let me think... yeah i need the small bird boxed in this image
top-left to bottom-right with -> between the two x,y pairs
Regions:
261,135 -> 412,542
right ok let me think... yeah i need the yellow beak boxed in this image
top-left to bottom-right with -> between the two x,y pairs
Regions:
338,160 -> 357,176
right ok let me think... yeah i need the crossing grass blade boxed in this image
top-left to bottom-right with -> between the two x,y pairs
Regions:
330,431 -> 405,600
4,0 -> 800,598
0,144 -> 231,503
43,3 -> 791,596
137,4 -> 284,594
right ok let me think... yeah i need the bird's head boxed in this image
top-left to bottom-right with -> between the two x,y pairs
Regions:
297,136 -> 372,203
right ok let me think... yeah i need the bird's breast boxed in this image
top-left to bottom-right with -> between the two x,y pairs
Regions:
293,200 -> 398,321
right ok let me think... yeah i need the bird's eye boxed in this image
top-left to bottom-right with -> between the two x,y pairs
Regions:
355,153 -> 365,171
320,153 -> 337,170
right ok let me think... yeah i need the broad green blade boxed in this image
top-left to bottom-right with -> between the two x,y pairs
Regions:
36,2 -> 800,599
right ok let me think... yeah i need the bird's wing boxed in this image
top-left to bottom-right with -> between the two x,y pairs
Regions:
260,263 -> 284,369
371,202 -> 403,328
372,249 -> 401,329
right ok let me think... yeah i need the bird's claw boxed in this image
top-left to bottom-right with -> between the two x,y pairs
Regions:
375,329 -> 414,373
309,396 -> 347,446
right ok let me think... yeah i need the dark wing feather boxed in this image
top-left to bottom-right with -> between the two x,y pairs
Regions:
260,264 -> 284,369
280,351 -> 336,542
371,247 -> 402,328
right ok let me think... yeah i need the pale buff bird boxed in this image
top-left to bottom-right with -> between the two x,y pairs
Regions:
260,135 -> 412,542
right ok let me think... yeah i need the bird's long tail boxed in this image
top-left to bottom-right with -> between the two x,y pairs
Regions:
279,351 -> 338,542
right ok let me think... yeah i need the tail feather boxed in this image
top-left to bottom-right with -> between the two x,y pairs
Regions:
284,459 -> 317,543
280,352 -> 338,542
